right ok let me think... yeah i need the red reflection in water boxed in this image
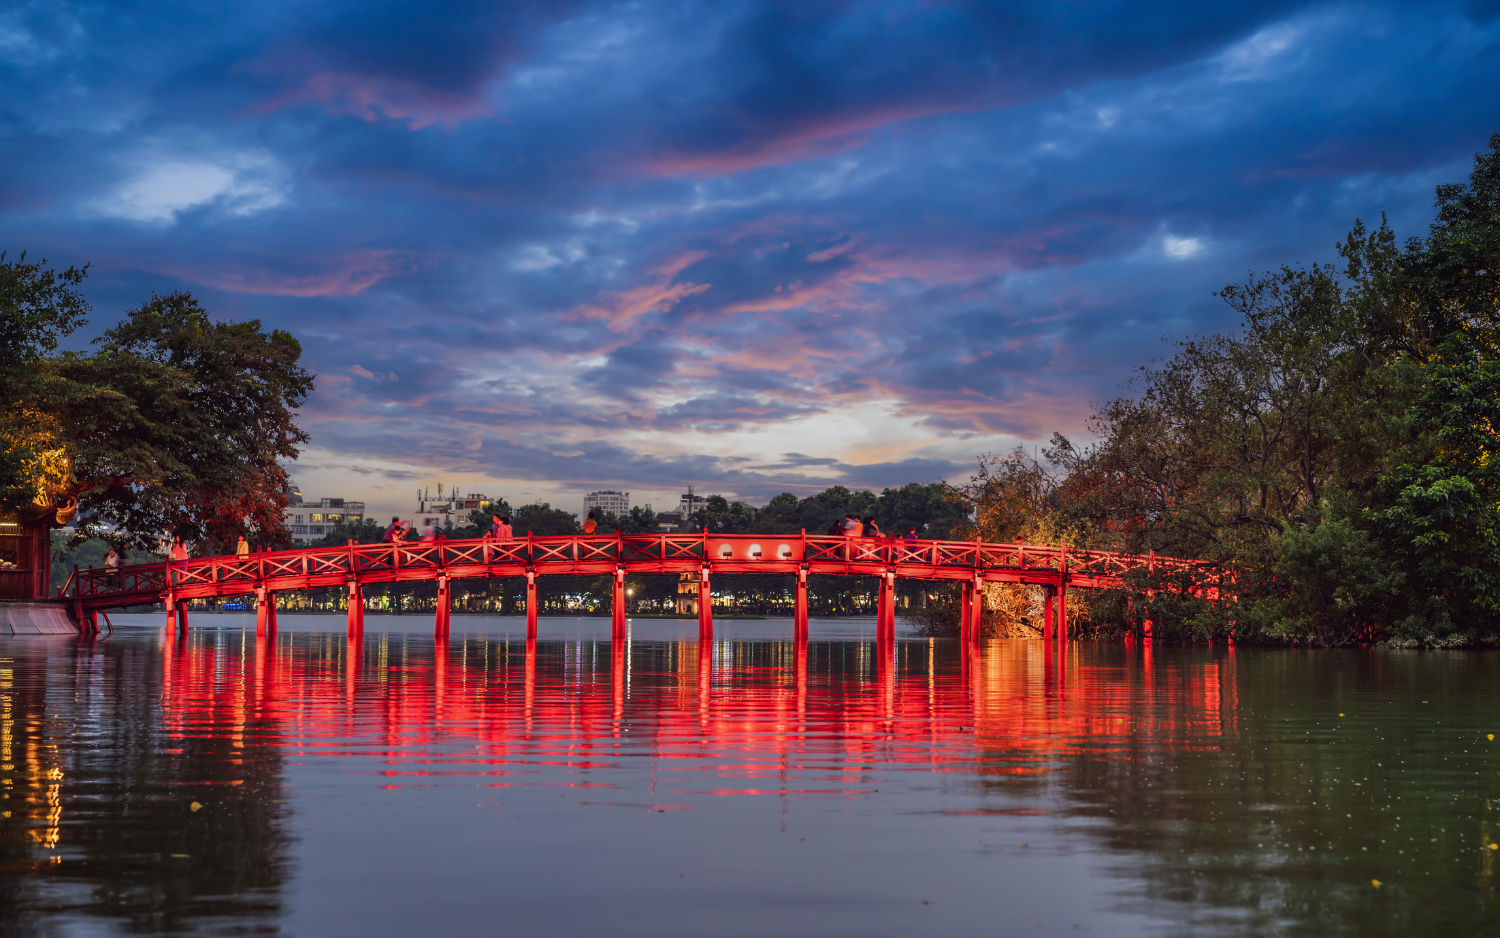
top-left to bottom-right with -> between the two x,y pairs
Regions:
153,632 -> 1240,802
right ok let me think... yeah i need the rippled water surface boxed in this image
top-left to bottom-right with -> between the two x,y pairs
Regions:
2,614 -> 1498,936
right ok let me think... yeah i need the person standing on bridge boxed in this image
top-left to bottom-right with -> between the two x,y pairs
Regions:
903,526 -> 918,540
382,517 -> 402,543
105,546 -> 120,587
170,536 -> 188,561
844,515 -> 863,537
492,515 -> 513,540
864,516 -> 880,538
235,535 -> 249,561
582,512 -> 598,535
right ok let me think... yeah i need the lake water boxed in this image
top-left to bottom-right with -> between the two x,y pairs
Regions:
2,614 -> 1497,936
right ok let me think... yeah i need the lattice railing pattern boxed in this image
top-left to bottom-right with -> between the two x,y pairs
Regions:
70,532 -> 1212,606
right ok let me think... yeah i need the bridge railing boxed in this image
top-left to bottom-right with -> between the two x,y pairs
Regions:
70,531 -> 1214,603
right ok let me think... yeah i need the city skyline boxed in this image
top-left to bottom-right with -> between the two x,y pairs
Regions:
4,2 -> 1499,514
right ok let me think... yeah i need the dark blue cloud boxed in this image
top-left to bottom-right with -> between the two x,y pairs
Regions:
2,0 -> 1499,510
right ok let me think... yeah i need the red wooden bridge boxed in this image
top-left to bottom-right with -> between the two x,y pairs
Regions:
63,531 -> 1206,643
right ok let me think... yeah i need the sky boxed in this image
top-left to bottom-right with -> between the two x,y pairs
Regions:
4,1 -> 1500,521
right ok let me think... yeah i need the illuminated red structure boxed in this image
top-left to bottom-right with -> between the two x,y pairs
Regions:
65,532 -> 1209,642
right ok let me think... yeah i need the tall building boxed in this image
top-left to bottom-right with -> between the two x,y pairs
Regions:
285,497 -> 366,545
583,490 -> 630,517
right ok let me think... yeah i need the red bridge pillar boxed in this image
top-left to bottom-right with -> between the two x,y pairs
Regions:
435,575 -> 450,638
1043,585 -> 1055,641
525,571 -> 538,640
166,591 -> 188,634
346,579 -> 364,638
877,572 -> 896,642
793,567 -> 808,642
962,574 -> 983,645
698,565 -> 713,641
255,588 -> 277,637
612,566 -> 626,639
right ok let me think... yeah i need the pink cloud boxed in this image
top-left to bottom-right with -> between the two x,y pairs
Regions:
166,249 -> 421,297
642,102 -> 983,178
571,251 -> 712,331
252,72 -> 491,130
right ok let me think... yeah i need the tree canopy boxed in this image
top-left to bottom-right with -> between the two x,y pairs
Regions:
993,133 -> 1500,646
1,262 -> 313,554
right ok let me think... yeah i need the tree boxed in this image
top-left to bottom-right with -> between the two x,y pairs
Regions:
54,292 -> 313,553
512,503 -> 580,536
695,495 -> 757,533
0,260 -> 314,555
752,492 -> 800,533
1043,134 -> 1500,644
875,482 -> 966,539
311,518 -> 385,546
0,252 -> 91,514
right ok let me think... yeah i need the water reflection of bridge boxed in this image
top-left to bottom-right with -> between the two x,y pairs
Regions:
65,533 -> 1211,644
155,632 -> 1239,766
2,632 -> 1243,932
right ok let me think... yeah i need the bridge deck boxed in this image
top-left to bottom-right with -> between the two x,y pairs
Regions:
67,532 -> 1205,610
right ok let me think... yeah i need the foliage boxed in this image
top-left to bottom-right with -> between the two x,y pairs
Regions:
2,264 -> 313,555
512,502 -> 581,536
0,252 -> 91,513
311,517 -> 385,546
1042,133 -> 1500,645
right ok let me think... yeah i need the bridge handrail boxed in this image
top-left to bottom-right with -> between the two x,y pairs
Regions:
69,532 -> 1215,601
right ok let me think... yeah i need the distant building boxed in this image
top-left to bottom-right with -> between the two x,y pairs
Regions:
583,490 -> 630,518
656,511 -> 684,533
286,496 -> 366,545
416,484 -> 499,531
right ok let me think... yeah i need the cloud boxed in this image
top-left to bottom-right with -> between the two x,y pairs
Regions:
252,72 -> 492,130
6,0 -> 1500,513
165,250 -> 422,296
92,153 -> 283,222
1163,235 -> 1206,259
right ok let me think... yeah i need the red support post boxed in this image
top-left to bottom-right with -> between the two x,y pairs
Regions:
347,579 -> 363,637
877,572 -> 896,641
525,570 -> 538,640
794,566 -> 809,642
611,566 -> 626,638
969,573 -> 984,645
960,579 -> 975,644
1058,543 -> 1069,644
435,575 -> 450,638
1043,584 -> 1055,642
698,564 -> 713,641
256,588 -> 277,636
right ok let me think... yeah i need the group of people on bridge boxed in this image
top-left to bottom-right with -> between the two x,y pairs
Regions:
361,510 -> 937,544
830,515 -> 920,541
375,515 -> 517,544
